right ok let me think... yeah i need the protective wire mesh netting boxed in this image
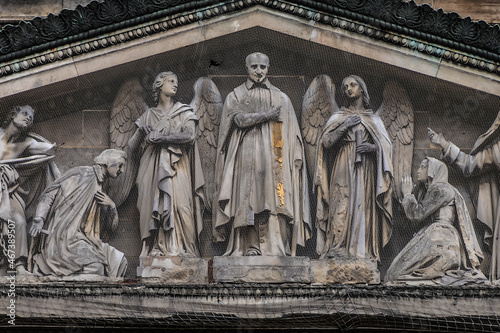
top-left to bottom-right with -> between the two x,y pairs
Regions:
0,6 -> 500,331
2,283 -> 500,331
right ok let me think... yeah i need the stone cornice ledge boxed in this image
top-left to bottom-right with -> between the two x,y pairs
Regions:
0,0 -> 498,80
1,283 -> 500,329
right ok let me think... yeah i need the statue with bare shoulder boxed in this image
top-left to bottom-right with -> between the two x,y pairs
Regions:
0,105 -> 59,275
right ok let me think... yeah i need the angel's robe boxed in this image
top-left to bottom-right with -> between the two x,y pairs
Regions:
214,79 -> 311,256
32,165 -> 127,277
315,107 -> 393,260
135,102 -> 204,257
385,158 -> 483,284
441,112 -> 500,280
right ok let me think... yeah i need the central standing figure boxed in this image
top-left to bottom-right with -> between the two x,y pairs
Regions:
214,52 -> 310,256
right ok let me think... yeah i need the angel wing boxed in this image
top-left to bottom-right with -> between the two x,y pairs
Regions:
301,74 -> 339,178
107,78 -> 146,207
377,81 -> 414,200
190,77 -> 223,211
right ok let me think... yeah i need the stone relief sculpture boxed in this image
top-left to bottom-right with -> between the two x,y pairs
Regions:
110,72 -> 222,258
302,75 -> 414,260
429,116 -> 500,281
29,149 -> 127,277
0,105 -> 60,275
385,157 -> 485,285
213,52 -> 311,257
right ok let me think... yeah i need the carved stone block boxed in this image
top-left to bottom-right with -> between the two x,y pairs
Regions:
140,256 -> 209,284
213,256 -> 311,283
310,257 -> 380,284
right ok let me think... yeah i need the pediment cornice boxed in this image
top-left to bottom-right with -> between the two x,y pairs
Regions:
0,0 -> 499,79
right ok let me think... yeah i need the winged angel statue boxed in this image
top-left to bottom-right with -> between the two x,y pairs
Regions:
301,74 -> 414,261
108,73 -> 222,258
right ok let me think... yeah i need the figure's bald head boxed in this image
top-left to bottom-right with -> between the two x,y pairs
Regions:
245,52 -> 269,66
245,52 -> 270,83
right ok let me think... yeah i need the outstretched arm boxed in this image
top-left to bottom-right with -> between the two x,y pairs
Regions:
27,140 -> 55,155
30,187 -> 58,237
429,127 -> 499,177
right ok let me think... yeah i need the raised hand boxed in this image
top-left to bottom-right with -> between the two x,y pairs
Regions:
401,175 -> 414,197
428,127 -> 448,149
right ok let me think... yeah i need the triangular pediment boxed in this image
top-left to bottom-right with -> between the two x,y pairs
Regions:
0,0 -> 498,121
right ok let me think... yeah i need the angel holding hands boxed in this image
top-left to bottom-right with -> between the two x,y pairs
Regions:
127,71 -> 205,258
314,75 -> 393,260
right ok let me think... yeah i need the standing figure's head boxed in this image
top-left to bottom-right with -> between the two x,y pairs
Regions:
341,75 -> 370,109
245,52 -> 270,84
152,71 -> 178,105
94,149 -> 127,179
3,105 -> 35,131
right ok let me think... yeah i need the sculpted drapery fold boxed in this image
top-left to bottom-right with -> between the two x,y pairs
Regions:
32,164 -> 127,277
315,107 -> 393,260
438,115 -> 500,280
135,102 -> 205,257
385,157 -> 484,284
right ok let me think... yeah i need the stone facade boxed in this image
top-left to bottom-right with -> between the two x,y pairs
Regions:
0,0 -> 500,330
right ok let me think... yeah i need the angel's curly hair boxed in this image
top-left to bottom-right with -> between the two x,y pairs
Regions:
2,105 -> 35,129
152,71 -> 177,105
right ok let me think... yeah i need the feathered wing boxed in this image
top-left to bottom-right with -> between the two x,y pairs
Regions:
107,78 -> 146,207
190,77 -> 223,211
301,74 -> 339,178
377,81 -> 414,200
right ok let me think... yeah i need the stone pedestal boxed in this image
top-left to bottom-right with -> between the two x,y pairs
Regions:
213,256 -> 311,283
139,256 -> 209,283
310,257 -> 380,284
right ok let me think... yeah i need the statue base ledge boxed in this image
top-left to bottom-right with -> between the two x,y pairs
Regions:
213,256 -> 311,283
0,274 -> 125,284
139,256 -> 209,283
310,256 -> 380,284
